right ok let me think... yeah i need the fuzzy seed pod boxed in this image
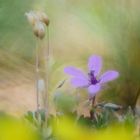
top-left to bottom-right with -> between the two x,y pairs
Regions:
37,11 -> 50,26
33,21 -> 45,39
25,11 -> 39,26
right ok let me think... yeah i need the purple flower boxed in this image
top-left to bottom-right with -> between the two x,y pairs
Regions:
64,55 -> 119,98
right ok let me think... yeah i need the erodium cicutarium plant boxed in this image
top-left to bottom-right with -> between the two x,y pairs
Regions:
64,55 -> 119,99
26,11 -> 50,120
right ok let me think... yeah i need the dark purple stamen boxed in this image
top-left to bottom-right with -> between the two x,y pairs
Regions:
88,70 -> 99,85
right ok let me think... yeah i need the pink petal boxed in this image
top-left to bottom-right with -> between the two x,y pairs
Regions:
71,77 -> 89,88
64,66 -> 87,78
100,70 -> 119,84
88,55 -> 102,76
88,84 -> 101,97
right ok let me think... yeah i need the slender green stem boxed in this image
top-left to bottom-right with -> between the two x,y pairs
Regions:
35,26 -> 50,120
45,26 -> 50,118
90,96 -> 96,120
35,40 -> 40,112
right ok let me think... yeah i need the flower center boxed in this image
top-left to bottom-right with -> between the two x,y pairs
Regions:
88,70 -> 99,85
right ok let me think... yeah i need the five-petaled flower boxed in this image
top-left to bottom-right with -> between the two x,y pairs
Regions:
64,55 -> 119,98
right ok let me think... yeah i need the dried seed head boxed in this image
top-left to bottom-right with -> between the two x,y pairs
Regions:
25,10 -> 50,39
25,11 -> 39,26
37,11 -> 50,26
33,21 -> 45,39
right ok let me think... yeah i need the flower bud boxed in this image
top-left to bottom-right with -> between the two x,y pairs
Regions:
37,11 -> 50,26
33,21 -> 45,39
25,11 -> 38,26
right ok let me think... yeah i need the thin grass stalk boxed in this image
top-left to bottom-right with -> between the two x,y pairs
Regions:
35,38 -> 40,117
45,26 -> 50,119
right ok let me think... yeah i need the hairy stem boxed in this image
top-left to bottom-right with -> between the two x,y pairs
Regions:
35,27 -> 50,121
45,26 -> 50,118
35,39 -> 40,113
90,96 -> 96,120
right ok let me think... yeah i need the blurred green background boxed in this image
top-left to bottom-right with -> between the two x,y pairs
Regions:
0,0 -> 140,114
